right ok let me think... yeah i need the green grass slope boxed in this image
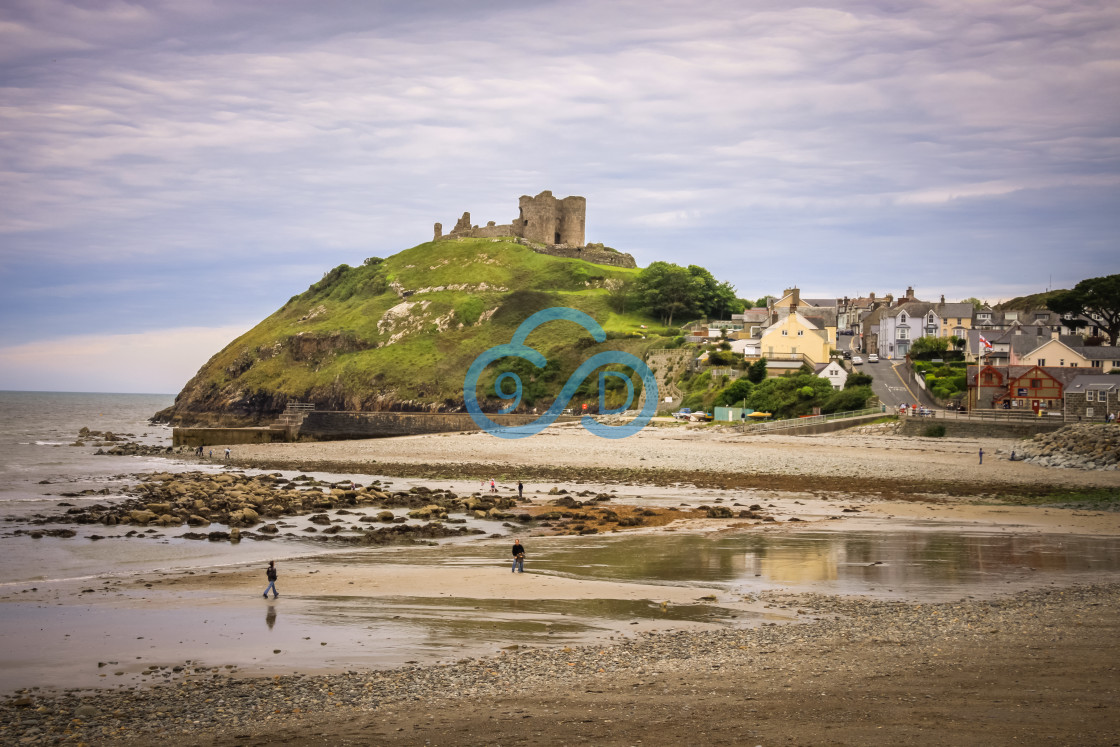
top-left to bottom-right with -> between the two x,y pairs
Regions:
157,238 -> 672,425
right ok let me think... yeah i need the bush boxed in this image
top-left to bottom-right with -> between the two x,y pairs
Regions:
923,425 -> 946,438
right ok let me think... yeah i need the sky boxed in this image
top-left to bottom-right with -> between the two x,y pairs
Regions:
1,0 -> 1117,393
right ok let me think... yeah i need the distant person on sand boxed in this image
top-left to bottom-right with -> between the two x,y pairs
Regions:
490,479 -> 497,494
517,480 -> 523,499
224,447 -> 231,460
263,560 -> 278,599
979,447 -> 984,465
511,539 -> 525,573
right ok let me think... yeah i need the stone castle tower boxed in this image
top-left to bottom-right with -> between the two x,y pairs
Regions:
434,190 -> 585,247
512,191 -> 585,246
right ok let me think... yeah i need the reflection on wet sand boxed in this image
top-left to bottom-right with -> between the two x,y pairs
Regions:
325,528 -> 1120,601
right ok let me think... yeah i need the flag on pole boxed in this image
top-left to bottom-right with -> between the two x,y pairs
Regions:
979,334 -> 992,352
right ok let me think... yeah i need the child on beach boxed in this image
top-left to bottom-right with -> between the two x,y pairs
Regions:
263,560 -> 278,599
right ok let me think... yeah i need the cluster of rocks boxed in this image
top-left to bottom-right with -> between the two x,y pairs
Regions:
1012,423 -> 1120,471
7,472 -> 531,545
3,583 -> 1113,746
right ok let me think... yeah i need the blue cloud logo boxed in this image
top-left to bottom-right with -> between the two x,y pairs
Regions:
464,308 -> 658,439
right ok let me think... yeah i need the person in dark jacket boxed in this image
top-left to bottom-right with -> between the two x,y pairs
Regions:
511,539 -> 525,573
263,560 -> 278,598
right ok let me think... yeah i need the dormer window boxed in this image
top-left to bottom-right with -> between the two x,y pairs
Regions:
899,312 -> 908,324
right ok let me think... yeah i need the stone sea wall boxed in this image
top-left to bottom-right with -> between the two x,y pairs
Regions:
1013,423 -> 1120,471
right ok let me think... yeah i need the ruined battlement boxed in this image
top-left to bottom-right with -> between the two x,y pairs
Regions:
435,190 -> 585,247
433,190 -> 636,268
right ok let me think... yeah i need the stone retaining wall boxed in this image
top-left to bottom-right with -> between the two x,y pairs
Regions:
897,419 -> 1066,439
173,427 -> 281,447
174,412 -> 584,446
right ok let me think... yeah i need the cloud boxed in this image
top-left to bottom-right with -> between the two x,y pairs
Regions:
0,0 -> 1117,390
0,323 -> 253,393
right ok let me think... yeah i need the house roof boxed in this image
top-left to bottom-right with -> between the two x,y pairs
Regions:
802,298 -> 839,308
1077,346 -> 1120,360
939,302 -> 974,319
801,307 -> 838,327
1066,375 -> 1119,393
967,365 -> 1087,387
885,301 -> 936,319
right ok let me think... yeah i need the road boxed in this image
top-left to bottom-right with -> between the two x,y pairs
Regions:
841,334 -> 928,411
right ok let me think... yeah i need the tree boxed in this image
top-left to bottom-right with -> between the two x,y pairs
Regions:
910,335 -> 950,359
1047,274 -> 1120,345
844,372 -> 873,389
747,358 -> 768,383
714,378 -> 753,406
605,278 -> 633,314
961,297 -> 984,311
634,262 -> 698,327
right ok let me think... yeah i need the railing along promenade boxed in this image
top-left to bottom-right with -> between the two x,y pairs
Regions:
737,407 -> 883,434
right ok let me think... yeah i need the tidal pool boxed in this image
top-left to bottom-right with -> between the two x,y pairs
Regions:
323,526 -> 1120,601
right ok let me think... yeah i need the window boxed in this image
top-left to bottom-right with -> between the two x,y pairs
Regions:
1087,391 -> 1095,402
1037,359 -> 1046,366
1071,363 -> 1078,368
899,312 -> 907,324
982,373 -> 995,384
1086,407 -> 1094,418
897,328 -> 909,340
781,330 -> 788,336
796,330 -> 804,336
1030,379 -> 1042,388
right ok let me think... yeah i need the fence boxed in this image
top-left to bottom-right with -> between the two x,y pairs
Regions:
738,406 -> 883,434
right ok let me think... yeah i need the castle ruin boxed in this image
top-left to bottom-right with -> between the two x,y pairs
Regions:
433,190 -> 635,268
435,190 -> 585,247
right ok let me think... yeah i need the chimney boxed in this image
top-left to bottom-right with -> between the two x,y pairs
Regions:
870,292 -> 875,301
940,294 -> 945,304
1051,330 -> 1059,340
906,286 -> 914,300
886,293 -> 894,305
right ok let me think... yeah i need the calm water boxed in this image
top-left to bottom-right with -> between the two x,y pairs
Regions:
0,390 -> 176,506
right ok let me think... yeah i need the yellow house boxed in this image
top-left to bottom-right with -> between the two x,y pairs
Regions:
757,311 -> 832,371
1018,337 -> 1118,372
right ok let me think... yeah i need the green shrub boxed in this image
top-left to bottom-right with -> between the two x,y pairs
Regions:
923,425 -> 946,437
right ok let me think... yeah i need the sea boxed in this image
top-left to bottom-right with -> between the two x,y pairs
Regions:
0,391 -> 348,585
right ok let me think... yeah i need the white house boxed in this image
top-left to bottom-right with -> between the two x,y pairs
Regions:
818,360 -> 849,390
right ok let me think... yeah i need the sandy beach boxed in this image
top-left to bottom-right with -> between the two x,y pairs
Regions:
3,426 -> 1119,745
230,424 -> 1120,495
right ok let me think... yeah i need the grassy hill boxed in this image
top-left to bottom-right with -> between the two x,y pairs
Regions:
995,289 -> 1065,311
157,238 -> 675,425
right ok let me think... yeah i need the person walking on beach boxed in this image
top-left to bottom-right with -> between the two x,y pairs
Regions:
490,478 -> 497,494
517,480 -> 524,499
979,447 -> 984,465
224,447 -> 231,460
511,539 -> 525,573
263,560 -> 279,598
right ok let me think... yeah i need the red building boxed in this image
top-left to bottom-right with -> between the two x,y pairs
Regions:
967,365 -> 1083,411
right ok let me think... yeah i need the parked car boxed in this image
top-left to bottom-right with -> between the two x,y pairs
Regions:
672,408 -> 692,421
842,351 -> 852,360
852,356 -> 863,365
868,353 -> 879,363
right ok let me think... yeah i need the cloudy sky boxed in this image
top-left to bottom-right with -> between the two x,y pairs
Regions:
1,0 -> 1117,392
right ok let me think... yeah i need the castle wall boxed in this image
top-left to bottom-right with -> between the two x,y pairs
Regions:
436,190 -> 587,247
